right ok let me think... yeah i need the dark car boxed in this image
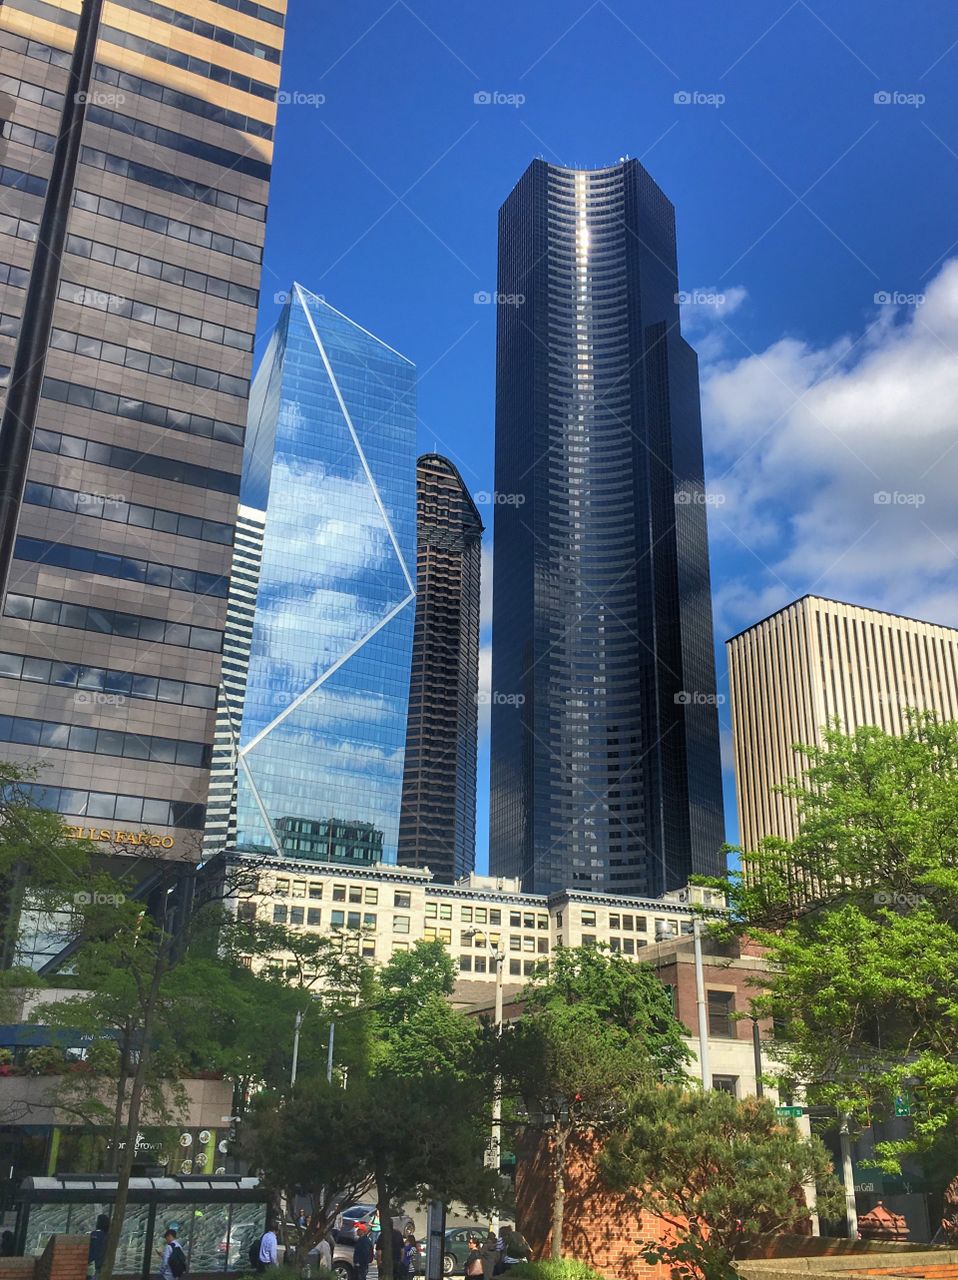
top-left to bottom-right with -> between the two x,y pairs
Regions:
439,1227 -> 487,1276
334,1204 -> 380,1244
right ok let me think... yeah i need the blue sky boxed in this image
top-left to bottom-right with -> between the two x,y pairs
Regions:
258,0 -> 958,869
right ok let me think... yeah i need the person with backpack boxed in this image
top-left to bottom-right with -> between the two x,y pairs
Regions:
158,1229 -> 188,1280
499,1225 -> 531,1272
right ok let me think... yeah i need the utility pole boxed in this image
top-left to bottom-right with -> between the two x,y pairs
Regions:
326,1020 -> 335,1084
692,917 -> 711,1090
751,1016 -> 764,1097
291,1008 -> 304,1088
839,1112 -> 859,1240
491,944 -> 503,1236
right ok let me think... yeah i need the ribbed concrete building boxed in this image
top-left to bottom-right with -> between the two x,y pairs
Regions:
727,595 -> 958,852
398,454 -> 483,883
0,0 -> 285,859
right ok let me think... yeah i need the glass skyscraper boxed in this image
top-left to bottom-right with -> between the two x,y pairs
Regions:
489,158 -> 725,898
207,285 -> 417,865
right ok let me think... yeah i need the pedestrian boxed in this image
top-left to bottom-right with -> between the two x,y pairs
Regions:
498,1225 -> 531,1272
259,1219 -> 280,1270
317,1232 -> 333,1274
2,1231 -> 16,1258
158,1229 -> 187,1280
402,1228 -> 420,1276
376,1224 -> 406,1278
480,1232 -> 499,1280
353,1223 -> 374,1280
465,1237 -> 484,1279
88,1214 -> 110,1279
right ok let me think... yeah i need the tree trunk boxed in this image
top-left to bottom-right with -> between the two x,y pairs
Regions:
550,1127 -> 568,1261
99,941 -> 168,1280
376,1163 -> 393,1280
106,1026 -> 132,1174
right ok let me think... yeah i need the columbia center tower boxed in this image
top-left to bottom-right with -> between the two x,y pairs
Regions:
0,0 -> 285,857
490,158 -> 725,897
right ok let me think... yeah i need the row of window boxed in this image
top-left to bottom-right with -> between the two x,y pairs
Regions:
73,188 -> 261,263
4,120 -> 55,155
49,328 -> 250,399
99,20 -> 277,102
58,279 -> 253,354
0,650 -> 217,709
0,262 -> 30,290
22,782 -> 205,829
64,232 -> 258,308
0,713 -> 210,768
0,165 -> 46,199
33,427 -> 241,497
120,0 -> 281,63
24,479 -> 235,546
459,955 -> 545,978
14,536 -> 229,598
206,0 -> 285,28
93,59 -> 273,139
42,376 -> 244,447
86,104 -> 271,182
0,70 -> 61,111
79,146 -> 266,223
4,592 -> 222,653
0,211 -> 38,244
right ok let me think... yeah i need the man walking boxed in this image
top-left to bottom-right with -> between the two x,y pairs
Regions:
259,1220 -> 280,1270
353,1223 -> 374,1280
158,1229 -> 187,1280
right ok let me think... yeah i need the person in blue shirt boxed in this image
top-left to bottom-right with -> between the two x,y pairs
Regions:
259,1220 -> 280,1269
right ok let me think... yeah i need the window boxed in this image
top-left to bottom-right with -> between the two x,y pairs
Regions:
636,916 -> 647,932
581,911 -> 596,927
475,907 -> 487,923
349,886 -> 362,903
523,961 -> 536,976
309,884 -> 323,900
363,913 -> 377,928
509,959 -> 521,976
460,931 -> 473,948
333,885 -> 346,902
623,937 -> 634,955
461,906 -> 473,923
489,933 -> 501,947
438,903 -> 452,919
291,879 -> 306,897
424,927 -> 437,942
459,955 -> 472,972
361,942 -> 375,959
393,941 -> 409,953
331,910 -> 344,928
707,991 -> 735,1038
275,879 -> 290,895
307,908 -> 321,927
522,937 -> 534,952
537,915 -> 548,930
393,916 -> 410,934
346,911 -> 360,930
712,1075 -> 739,1098
289,906 -> 304,926
622,914 -> 634,930
556,912 -> 563,927
610,937 -> 621,951
394,891 -> 411,908
438,928 -> 451,945
510,912 -> 521,927
609,914 -> 620,930
272,905 -> 287,924
364,888 -> 378,904
488,909 -> 500,925
509,936 -> 521,951
537,938 -> 549,954
582,934 -> 597,948
474,956 -> 487,973
237,903 -> 256,923
425,902 -> 437,918
523,913 -> 534,929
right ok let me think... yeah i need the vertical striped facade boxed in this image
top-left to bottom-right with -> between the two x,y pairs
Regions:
727,595 -> 958,853
0,0 -> 285,857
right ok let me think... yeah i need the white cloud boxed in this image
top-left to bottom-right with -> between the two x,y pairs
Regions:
477,643 -> 492,744
480,541 -> 494,632
702,259 -> 958,635
681,285 -> 749,360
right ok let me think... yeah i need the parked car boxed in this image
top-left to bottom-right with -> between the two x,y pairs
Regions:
333,1204 -> 379,1244
438,1226 -> 487,1276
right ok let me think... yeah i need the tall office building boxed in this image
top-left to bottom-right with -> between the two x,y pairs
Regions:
489,158 -> 725,897
0,0 -> 285,859
206,284 -> 418,865
398,453 -> 483,882
727,595 -> 958,854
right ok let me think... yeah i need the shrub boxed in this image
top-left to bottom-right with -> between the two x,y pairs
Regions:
507,1263 -> 608,1280
24,1045 -> 66,1074
233,1268 -> 335,1280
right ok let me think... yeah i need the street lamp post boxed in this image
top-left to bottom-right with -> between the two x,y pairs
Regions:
692,917 -> 712,1090
467,928 -> 504,1234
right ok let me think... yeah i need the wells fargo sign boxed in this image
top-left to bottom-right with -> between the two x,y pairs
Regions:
64,826 -> 175,849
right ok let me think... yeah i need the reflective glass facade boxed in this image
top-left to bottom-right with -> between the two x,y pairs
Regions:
490,159 -> 725,897
225,286 -> 417,862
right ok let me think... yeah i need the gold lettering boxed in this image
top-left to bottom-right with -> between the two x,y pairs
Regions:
161,837 -> 174,849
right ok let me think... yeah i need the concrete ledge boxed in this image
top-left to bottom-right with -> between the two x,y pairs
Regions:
739,1249 -> 958,1280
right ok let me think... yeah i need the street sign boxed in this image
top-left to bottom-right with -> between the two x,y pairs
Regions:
775,1105 -> 806,1117
894,1094 -> 911,1117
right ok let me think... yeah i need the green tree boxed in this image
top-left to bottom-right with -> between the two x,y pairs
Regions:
599,1085 -> 844,1280
722,713 -> 958,1171
502,947 -> 689,1259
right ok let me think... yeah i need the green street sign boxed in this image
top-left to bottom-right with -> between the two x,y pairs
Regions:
894,1094 -> 911,1117
776,1106 -> 806,1118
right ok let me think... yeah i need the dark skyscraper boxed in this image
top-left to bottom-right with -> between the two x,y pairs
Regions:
399,454 -> 483,882
489,158 -> 725,897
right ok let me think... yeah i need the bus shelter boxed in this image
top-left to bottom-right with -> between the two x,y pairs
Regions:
14,1176 -> 267,1277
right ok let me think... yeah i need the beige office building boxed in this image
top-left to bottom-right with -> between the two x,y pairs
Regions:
727,595 -> 958,852
0,0 -> 285,860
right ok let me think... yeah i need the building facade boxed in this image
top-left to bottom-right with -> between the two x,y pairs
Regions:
727,595 -> 958,852
207,285 -> 418,864
0,0 -> 286,858
398,453 -> 483,882
489,157 -> 725,898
